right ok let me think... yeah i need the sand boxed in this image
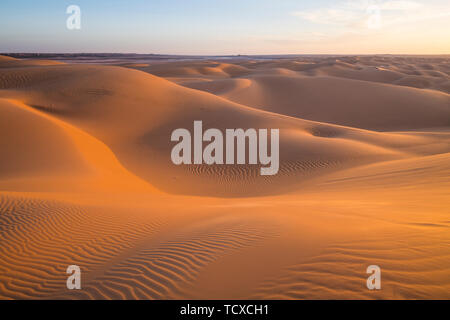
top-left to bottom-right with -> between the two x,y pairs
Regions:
0,54 -> 449,299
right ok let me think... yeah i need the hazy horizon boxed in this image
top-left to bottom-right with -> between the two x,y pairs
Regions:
3,52 -> 450,56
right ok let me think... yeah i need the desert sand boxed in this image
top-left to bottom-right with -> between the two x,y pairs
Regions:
0,54 -> 449,299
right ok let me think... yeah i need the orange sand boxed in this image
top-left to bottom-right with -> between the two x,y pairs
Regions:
0,55 -> 449,299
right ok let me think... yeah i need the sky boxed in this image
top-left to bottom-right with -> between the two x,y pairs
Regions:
0,0 -> 449,54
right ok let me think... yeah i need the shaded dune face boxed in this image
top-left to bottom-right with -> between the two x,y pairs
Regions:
184,75 -> 450,131
0,55 -> 449,300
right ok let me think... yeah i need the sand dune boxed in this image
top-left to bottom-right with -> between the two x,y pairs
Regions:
0,192 -> 167,299
254,229 -> 450,299
1,61 -> 446,196
0,55 -> 64,68
0,55 -> 449,299
0,98 -> 155,193
63,217 -> 277,299
252,152 -> 450,299
134,55 -> 450,93
134,61 -> 250,79
182,75 -> 450,131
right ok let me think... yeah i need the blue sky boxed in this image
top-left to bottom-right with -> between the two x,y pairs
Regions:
0,0 -> 449,54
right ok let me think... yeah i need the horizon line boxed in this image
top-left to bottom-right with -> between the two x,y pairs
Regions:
2,52 -> 450,57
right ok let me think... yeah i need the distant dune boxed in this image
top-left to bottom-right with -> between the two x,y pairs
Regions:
0,54 -> 449,299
